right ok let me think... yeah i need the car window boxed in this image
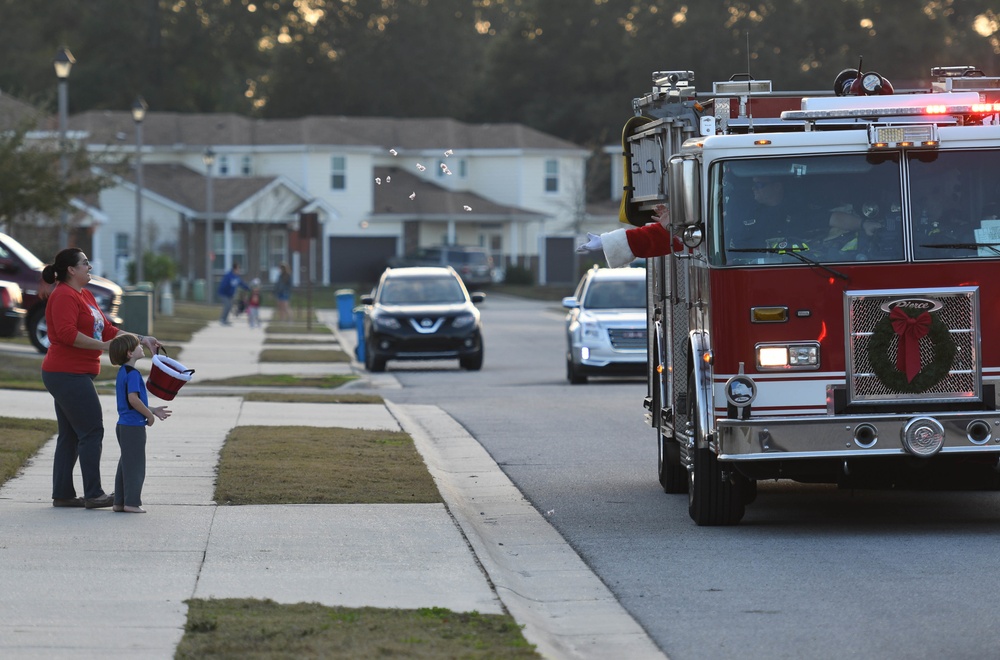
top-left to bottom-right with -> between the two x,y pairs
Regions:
0,235 -> 44,269
448,251 -> 488,265
583,279 -> 646,309
379,277 -> 466,304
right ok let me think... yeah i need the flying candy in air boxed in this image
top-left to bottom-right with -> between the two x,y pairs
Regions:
416,163 -> 426,171
375,177 -> 381,185
389,149 -> 398,156
409,192 -> 416,200
444,149 -> 453,157
463,205 -> 472,212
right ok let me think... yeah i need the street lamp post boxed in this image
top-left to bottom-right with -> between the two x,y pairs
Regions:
53,47 -> 75,246
132,96 -> 148,283
203,147 -> 215,304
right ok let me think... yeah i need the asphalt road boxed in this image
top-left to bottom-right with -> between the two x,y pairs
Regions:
379,293 -> 1000,660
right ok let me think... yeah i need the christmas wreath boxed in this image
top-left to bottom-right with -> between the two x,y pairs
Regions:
867,308 -> 956,394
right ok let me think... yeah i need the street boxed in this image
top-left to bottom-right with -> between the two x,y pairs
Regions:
380,293 -> 1000,660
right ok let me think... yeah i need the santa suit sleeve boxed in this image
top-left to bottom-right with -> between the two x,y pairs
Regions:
600,222 -> 684,268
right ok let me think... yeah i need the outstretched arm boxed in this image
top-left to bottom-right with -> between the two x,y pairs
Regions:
577,204 -> 683,268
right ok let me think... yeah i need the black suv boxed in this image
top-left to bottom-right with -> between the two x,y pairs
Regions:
361,266 -> 485,372
0,232 -> 123,353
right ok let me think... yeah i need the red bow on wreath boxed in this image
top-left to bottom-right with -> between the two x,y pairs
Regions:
890,307 -> 931,382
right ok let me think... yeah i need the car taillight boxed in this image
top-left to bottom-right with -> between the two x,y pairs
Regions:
0,288 -> 12,307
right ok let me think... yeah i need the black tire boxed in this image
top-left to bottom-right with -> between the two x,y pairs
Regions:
686,371 -> 745,526
688,448 -> 746,526
741,475 -> 758,505
566,357 -> 587,384
460,349 -> 483,371
658,434 -> 687,494
364,340 -> 386,372
27,306 -> 49,354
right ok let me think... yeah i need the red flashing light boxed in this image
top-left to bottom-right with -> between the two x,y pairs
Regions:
924,102 -> 1000,115
972,103 -> 1000,113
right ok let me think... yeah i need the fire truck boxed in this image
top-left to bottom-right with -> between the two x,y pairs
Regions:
622,65 -> 1000,525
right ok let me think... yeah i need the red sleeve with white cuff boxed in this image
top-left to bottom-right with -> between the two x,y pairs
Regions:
600,222 -> 685,268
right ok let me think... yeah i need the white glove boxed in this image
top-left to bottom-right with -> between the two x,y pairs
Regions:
577,233 -> 603,253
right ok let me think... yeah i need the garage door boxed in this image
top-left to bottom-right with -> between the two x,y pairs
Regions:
329,236 -> 398,284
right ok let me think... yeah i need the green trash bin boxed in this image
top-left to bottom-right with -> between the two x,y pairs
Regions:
120,286 -> 153,335
192,279 -> 206,302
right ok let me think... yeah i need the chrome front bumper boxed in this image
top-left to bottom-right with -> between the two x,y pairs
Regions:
716,411 -> 1000,461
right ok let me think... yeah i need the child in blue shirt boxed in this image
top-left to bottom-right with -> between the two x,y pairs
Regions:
110,333 -> 172,513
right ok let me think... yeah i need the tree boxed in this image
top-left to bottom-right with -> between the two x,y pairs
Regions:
0,119 -> 112,239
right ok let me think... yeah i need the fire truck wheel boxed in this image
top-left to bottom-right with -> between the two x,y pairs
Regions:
740,475 -> 757,505
566,358 -> 588,384
658,435 -> 687,494
688,447 -> 746,526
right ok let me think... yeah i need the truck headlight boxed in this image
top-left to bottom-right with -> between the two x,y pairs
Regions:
756,342 -> 820,370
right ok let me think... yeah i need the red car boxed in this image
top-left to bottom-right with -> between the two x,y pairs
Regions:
0,232 -> 122,352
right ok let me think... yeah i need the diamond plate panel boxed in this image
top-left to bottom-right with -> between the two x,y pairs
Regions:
847,287 -> 979,402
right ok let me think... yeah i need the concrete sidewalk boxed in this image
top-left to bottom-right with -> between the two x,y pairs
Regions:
0,309 -> 664,659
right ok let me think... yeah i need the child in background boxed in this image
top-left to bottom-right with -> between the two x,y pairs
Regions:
109,333 -> 172,513
247,278 -> 262,328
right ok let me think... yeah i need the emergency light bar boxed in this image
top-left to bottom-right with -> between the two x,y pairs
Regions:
868,124 -> 939,148
932,76 -> 1000,93
798,91 -> 980,113
713,80 -> 773,95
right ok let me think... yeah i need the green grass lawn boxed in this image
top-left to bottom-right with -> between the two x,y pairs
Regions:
0,296 -> 540,657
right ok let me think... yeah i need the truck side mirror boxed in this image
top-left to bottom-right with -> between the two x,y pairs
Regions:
668,155 -> 701,229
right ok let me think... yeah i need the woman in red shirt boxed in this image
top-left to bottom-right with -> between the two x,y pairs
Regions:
41,248 -> 161,509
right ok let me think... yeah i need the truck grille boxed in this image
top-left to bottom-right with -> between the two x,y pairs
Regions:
609,328 -> 647,350
846,287 -> 979,403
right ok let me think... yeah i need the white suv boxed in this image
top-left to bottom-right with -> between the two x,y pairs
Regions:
563,266 -> 647,384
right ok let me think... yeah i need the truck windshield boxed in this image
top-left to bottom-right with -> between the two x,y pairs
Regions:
909,149 -> 1000,260
713,153 -> 904,265
712,149 -> 1000,265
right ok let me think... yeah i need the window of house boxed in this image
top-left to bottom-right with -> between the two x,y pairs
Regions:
218,155 -> 230,176
259,230 -> 288,277
114,232 -> 130,281
212,230 -> 247,273
241,155 -> 252,176
545,159 -> 559,193
331,156 -> 346,190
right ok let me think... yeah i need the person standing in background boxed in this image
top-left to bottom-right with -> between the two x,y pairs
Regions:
41,247 -> 161,509
217,263 -> 249,325
273,262 -> 292,322
246,278 -> 262,328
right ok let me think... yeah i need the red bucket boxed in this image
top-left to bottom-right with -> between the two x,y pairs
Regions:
147,350 -> 195,401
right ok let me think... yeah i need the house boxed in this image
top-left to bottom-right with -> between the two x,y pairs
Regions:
53,110 -> 596,291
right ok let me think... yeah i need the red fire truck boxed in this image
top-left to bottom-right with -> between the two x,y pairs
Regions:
622,66 -> 1000,525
